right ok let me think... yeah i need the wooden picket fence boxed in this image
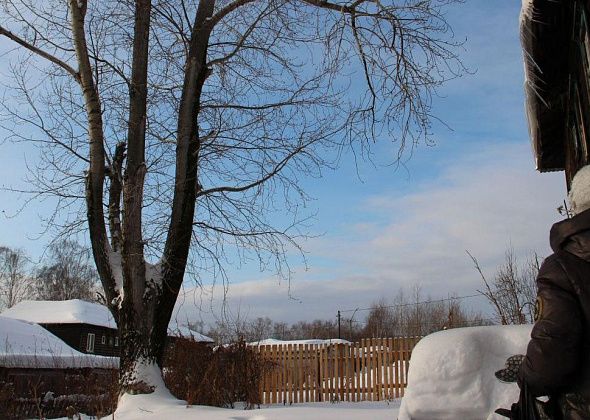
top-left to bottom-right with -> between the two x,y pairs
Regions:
255,337 -> 420,404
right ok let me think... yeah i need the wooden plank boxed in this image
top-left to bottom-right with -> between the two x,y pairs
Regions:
258,346 -> 264,404
291,344 -> 297,404
272,345 -> 281,404
318,345 -> 323,402
296,343 -> 301,403
395,337 -> 402,398
321,344 -> 327,402
299,344 -> 305,403
366,339 -> 371,401
360,338 -> 366,401
355,341 -> 361,402
286,344 -> 291,404
400,338 -> 407,397
315,345 -> 324,402
396,337 -> 402,398
341,344 -> 346,402
278,344 -> 284,404
382,338 -> 389,401
285,344 -> 290,404
387,337 -> 394,401
332,344 -> 337,402
365,338 -> 373,401
342,343 -> 347,402
296,344 -> 300,403
346,343 -> 352,401
258,346 -> 265,404
377,338 -> 385,401
372,338 -> 379,401
303,344 -> 312,402
280,344 -> 285,404
272,345 -> 277,405
326,344 -> 331,402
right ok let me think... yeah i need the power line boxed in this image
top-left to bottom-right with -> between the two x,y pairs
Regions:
339,292 -> 485,314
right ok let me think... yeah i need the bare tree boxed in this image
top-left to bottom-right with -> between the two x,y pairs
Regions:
362,287 -> 488,338
0,246 -> 32,309
469,249 -> 539,325
35,240 -> 100,302
0,0 -> 465,392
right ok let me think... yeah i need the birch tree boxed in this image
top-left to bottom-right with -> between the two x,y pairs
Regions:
0,0 -> 464,392
0,246 -> 31,309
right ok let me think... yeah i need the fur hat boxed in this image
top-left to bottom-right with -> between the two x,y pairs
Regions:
569,165 -> 590,215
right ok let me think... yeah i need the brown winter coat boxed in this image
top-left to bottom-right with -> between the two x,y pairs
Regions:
519,208 -> 590,419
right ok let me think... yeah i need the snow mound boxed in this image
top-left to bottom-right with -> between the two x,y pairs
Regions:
0,316 -> 117,368
2,299 -> 117,329
399,325 -> 532,420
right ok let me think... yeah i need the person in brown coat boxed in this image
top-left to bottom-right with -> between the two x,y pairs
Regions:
515,165 -> 590,419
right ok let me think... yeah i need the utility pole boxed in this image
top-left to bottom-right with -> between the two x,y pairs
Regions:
337,310 -> 341,339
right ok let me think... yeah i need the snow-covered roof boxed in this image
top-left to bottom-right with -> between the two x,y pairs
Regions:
0,316 -> 118,369
250,338 -> 351,346
2,299 -> 214,342
1,299 -> 117,329
167,324 -> 214,343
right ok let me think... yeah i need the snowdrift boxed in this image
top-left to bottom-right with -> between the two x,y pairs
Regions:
399,325 -> 532,420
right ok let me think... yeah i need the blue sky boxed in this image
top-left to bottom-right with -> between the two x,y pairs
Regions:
0,1 -> 566,325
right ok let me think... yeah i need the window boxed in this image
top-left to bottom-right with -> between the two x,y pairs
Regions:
101,335 -> 106,345
114,337 -> 119,347
86,333 -> 95,353
109,337 -> 114,346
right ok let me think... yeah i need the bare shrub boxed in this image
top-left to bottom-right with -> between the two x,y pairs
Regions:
163,339 -> 271,408
469,249 -> 539,324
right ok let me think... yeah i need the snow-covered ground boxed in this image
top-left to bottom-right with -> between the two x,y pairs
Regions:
114,393 -> 400,420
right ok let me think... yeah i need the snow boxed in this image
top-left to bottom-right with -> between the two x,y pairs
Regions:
520,0 -> 534,21
145,261 -> 163,290
0,316 -> 117,369
569,165 -> 590,215
250,338 -> 351,346
114,394 -> 400,420
398,325 -> 532,420
2,299 -> 117,329
108,250 -> 124,306
167,324 -> 214,343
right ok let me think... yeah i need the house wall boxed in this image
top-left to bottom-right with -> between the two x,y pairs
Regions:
42,324 -> 120,357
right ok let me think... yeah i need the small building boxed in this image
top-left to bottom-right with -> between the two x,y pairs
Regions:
0,316 -> 118,418
521,0 -> 590,188
1,299 -> 214,357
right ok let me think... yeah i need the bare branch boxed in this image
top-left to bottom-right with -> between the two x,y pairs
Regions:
0,25 -> 80,82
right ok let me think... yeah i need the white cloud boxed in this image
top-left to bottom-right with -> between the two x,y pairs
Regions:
174,142 -> 565,326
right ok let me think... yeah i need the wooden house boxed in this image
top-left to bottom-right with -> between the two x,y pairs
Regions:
521,0 -> 590,188
1,300 -> 213,357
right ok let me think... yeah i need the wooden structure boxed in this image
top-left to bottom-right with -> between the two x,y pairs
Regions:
42,323 -> 119,357
255,337 -> 420,404
521,0 -> 590,188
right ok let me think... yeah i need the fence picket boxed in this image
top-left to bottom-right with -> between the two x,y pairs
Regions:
258,336 -> 417,405
360,338 -> 366,401
382,338 -> 389,400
